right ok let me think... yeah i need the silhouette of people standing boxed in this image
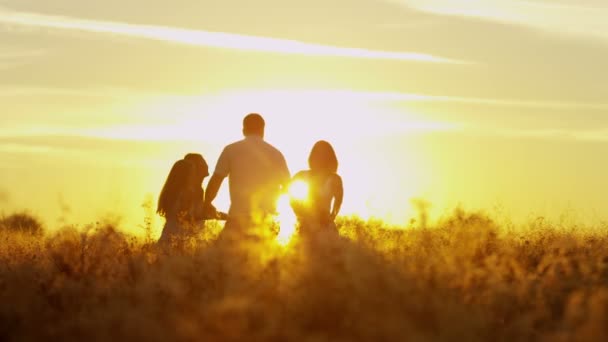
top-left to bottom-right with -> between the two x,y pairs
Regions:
290,141 -> 343,236
204,113 -> 290,238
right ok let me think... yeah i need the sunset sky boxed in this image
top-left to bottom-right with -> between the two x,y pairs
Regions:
1,0 -> 607,229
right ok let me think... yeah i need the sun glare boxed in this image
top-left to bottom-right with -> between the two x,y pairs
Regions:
289,180 -> 310,202
276,180 -> 313,245
276,194 -> 297,246
78,89 -> 433,227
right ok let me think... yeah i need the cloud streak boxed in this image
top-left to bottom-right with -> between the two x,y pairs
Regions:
0,142 -> 55,154
256,89 -> 608,110
3,85 -> 607,110
0,48 -> 46,69
0,49 -> 46,59
0,7 -> 464,64
399,94 -> 608,110
389,0 -> 608,40
0,85 -> 176,98
493,128 -> 608,143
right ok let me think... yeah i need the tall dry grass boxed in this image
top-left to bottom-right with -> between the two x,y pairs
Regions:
1,210 -> 608,341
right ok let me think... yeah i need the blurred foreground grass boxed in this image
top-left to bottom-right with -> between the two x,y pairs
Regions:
1,210 -> 608,341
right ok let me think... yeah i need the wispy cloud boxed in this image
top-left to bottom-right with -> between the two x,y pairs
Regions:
0,47 -> 46,69
4,86 -> 606,146
0,142 -> 55,154
272,89 -> 608,110
401,94 -> 608,110
0,7 -> 465,64
3,84 -> 607,111
0,49 -> 46,59
388,0 -> 608,40
0,85 -> 178,98
495,128 -> 608,143
0,135 -> 204,169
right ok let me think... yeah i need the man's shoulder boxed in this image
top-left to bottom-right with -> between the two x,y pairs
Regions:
222,139 -> 247,152
227,139 -> 247,148
261,141 -> 286,158
293,170 -> 310,179
229,138 -> 286,161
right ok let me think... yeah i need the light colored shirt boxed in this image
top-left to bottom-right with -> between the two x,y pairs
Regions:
214,136 -> 290,217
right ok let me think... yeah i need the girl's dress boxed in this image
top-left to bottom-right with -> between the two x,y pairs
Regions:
291,170 -> 342,236
158,189 -> 196,246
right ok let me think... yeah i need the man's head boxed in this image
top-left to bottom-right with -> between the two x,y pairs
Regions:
242,113 -> 265,138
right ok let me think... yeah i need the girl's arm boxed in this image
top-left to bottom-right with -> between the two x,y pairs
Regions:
330,175 -> 343,220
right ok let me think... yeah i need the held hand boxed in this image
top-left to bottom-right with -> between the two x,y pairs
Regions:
216,212 -> 229,221
203,203 -> 229,221
203,203 -> 218,219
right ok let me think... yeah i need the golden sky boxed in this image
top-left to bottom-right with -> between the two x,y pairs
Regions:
1,0 -> 607,228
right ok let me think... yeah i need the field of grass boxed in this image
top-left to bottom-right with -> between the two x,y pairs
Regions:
1,210 -> 608,341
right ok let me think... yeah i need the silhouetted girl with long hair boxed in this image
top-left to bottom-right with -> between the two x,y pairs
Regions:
290,140 -> 344,236
158,154 -> 227,246
157,159 -> 197,245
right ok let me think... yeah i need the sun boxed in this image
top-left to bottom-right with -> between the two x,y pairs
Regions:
275,180 -> 311,246
276,194 -> 296,246
289,180 -> 310,201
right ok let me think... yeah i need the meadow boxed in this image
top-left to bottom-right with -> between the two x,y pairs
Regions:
1,209 -> 608,342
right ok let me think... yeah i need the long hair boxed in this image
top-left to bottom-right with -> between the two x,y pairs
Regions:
308,140 -> 338,173
184,153 -> 209,182
157,159 -> 193,217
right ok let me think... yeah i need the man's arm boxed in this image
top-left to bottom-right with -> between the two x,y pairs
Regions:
204,146 -> 230,216
204,174 -> 224,212
277,152 -> 291,193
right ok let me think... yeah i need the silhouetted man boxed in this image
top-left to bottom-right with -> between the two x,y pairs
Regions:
204,113 -> 290,236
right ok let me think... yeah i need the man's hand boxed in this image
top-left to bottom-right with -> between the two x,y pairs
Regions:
329,213 -> 337,221
216,211 -> 229,221
202,173 -> 226,220
203,203 -> 218,219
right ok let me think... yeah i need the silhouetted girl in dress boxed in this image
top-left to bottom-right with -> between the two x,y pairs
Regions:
290,141 -> 344,236
157,154 -> 225,246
